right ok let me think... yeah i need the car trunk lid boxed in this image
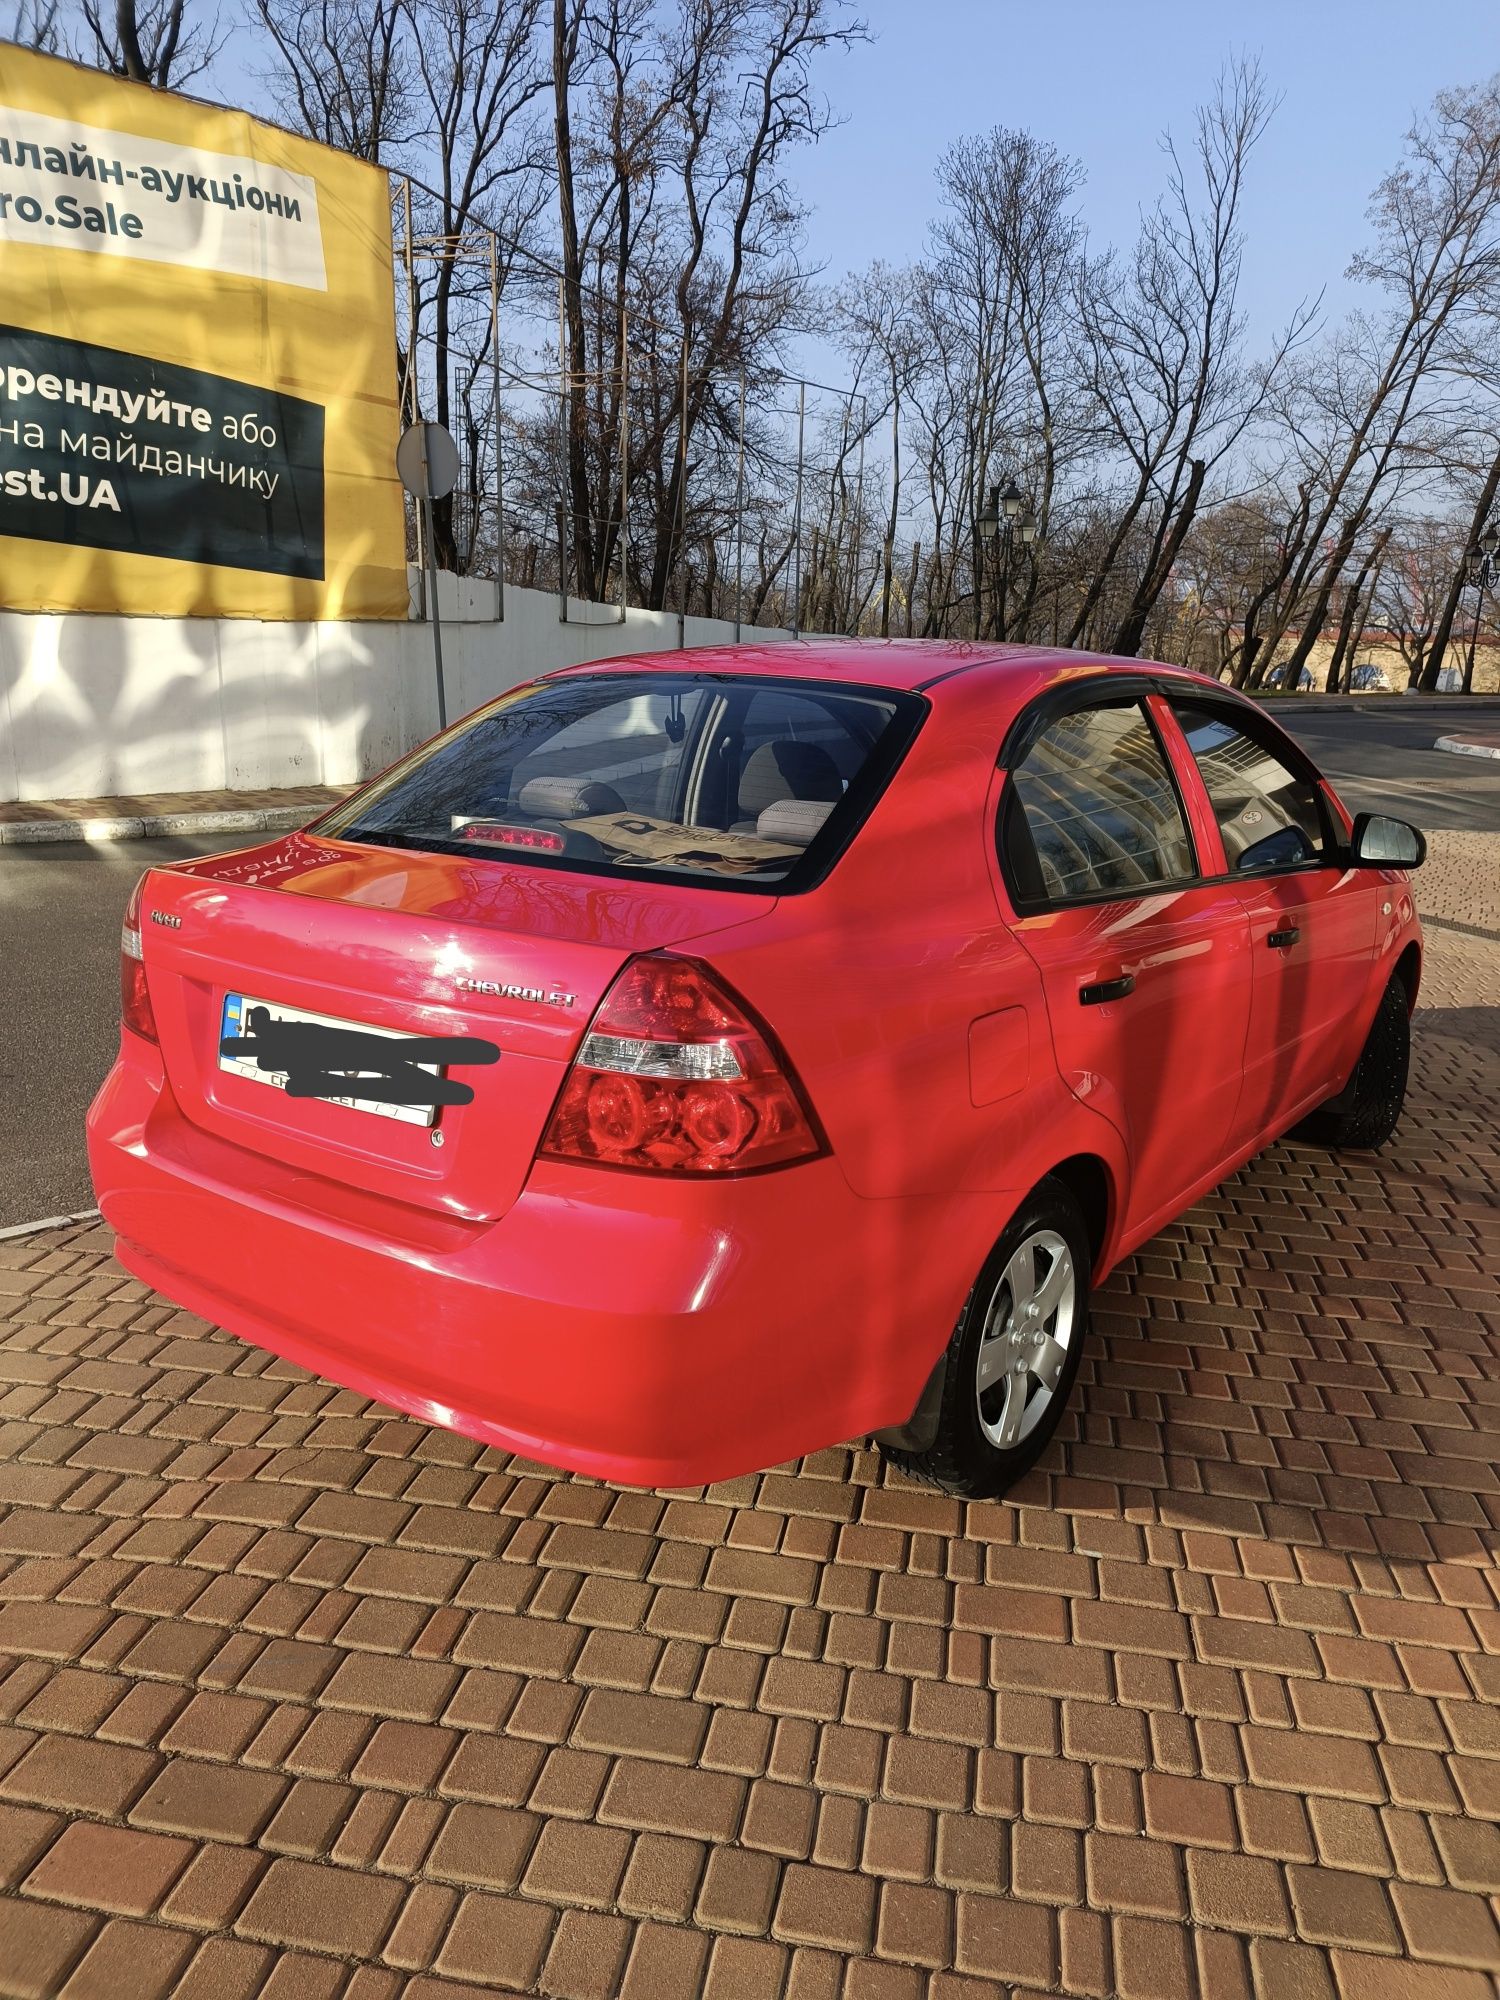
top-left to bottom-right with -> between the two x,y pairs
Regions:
137,833 -> 774,1222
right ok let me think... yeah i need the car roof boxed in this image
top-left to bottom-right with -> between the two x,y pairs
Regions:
540,638 -> 1225,699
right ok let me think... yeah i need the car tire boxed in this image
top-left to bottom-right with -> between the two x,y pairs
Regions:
879,1178 -> 1092,1501
1294,976 -> 1410,1153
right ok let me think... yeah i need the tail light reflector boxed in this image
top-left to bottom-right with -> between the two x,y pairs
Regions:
540,954 -> 822,1174
120,874 -> 159,1044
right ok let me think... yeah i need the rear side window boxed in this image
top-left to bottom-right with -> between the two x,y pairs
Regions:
1002,699 -> 1196,907
316,673 -> 923,893
1170,701 -> 1330,872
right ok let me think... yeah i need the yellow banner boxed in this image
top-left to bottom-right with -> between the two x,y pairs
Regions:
0,46 -> 407,618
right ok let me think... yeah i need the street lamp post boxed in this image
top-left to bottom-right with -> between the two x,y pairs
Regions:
1460,521 -> 1500,692
976,479 -> 1038,641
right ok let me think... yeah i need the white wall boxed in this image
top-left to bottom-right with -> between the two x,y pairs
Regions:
0,575 -> 801,804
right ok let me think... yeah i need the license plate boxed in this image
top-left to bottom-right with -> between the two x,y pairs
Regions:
218,993 -> 441,1128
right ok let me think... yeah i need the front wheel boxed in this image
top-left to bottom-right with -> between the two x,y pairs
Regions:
879,1178 -> 1091,1500
1294,975 -> 1410,1152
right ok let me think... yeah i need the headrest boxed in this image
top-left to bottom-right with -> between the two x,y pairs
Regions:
517,777 -> 620,819
756,798 -> 836,847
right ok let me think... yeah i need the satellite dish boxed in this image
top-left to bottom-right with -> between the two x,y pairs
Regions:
396,422 -> 460,501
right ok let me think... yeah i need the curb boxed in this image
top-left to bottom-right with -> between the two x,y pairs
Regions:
1434,736 -> 1500,761
1251,695 -> 1500,712
0,1208 -> 101,1242
0,805 -> 318,846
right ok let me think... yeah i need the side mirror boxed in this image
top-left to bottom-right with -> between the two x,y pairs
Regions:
1350,812 -> 1426,869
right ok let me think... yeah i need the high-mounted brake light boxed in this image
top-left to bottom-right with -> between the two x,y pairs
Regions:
460,822 -> 566,851
120,874 -> 158,1044
540,954 -> 822,1174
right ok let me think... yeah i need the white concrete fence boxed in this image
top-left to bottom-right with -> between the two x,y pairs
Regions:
0,575 -> 802,804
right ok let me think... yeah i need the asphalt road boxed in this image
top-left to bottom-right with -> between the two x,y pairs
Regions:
1,701 -> 1495,1228
1274,704 -> 1500,833
0,833 -> 244,1229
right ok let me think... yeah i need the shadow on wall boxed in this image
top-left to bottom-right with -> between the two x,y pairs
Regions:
0,572 -> 816,804
0,606 -> 388,804
1,580 -> 807,805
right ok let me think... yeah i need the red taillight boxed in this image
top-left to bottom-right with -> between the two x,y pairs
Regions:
120,874 -> 158,1044
540,954 -> 822,1174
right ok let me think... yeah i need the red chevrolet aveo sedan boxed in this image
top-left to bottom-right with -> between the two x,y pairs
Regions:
88,643 -> 1426,1498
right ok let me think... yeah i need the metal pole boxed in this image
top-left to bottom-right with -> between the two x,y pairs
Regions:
489,231 -> 505,623
791,379 -> 806,638
401,178 -> 426,619
677,337 -> 689,648
734,367 -> 746,641
618,308 -> 629,625
415,444 -> 448,733
973,503 -> 983,642
852,394 -> 866,638
558,276 -> 569,622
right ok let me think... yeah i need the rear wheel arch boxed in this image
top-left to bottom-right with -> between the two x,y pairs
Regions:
877,1172 -> 1095,1495
1394,941 -> 1421,1013
1045,1152 -> 1115,1277
875,1156 -> 1115,1461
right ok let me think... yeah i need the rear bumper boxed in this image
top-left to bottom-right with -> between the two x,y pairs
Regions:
88,1049 -> 988,1485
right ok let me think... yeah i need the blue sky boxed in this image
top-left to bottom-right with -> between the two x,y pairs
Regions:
791,0 -> 1498,354
192,0 -> 1493,382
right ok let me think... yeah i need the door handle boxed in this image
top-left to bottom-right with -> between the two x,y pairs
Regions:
1078,974 -> 1135,1006
1267,927 -> 1301,949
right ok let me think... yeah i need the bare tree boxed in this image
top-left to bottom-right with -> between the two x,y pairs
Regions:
409,0 -> 550,568
1372,517 -> 1466,682
921,126 -> 1087,640
8,0 -> 61,48
253,0 -> 414,161
1324,525 -> 1390,690
1070,59 -> 1310,656
1249,78 -> 1500,687
836,263 -> 922,634
78,0 -> 223,86
545,0 -> 866,612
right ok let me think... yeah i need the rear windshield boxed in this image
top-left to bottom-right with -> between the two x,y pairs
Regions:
315,672 -> 924,893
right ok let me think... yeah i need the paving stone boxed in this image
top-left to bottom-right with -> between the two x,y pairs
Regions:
128,1759 -> 285,1842
1185,1848 -> 1294,1937
1286,1864 -> 1401,1953
235,1856 -> 403,1956
56,1917 -> 198,1999
572,1687 -> 709,1764
773,1863 -> 877,1952
2,1734 -> 157,1816
522,1818 -> 631,1909
953,1893 -> 1056,1986
1389,1880 -> 1500,1969
22,1819 -> 193,1915
0,1897 -> 98,1999
598,1757 -> 746,1841
434,1889 -> 556,1988
538,1907 -> 633,2000
424,1802 -> 541,1890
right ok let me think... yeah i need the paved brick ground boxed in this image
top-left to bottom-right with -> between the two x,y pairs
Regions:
0,927 -> 1496,2000
0,788 -> 347,828
1416,833 -> 1500,940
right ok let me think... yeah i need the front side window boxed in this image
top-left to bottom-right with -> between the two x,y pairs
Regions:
315,673 -> 921,892
1002,699 -> 1197,906
1171,701 -> 1329,873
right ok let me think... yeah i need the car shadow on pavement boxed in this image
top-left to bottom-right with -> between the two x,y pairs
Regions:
1015,998 -> 1499,1568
